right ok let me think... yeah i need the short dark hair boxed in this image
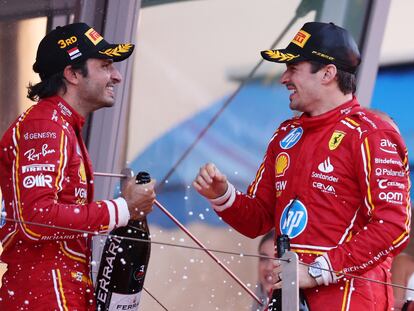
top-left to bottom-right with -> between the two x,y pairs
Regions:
309,61 -> 356,95
27,61 -> 89,102
258,229 -> 275,252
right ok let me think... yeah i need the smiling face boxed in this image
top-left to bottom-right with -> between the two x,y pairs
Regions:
77,58 -> 122,112
279,61 -> 324,114
258,238 -> 275,294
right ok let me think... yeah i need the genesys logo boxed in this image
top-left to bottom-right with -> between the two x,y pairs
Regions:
380,139 -> 397,154
312,181 -> 336,195
379,191 -> 403,205
22,164 -> 55,174
377,179 -> 405,190
23,132 -> 57,140
275,152 -> 290,177
280,199 -> 308,238
280,127 -> 303,149
375,168 -> 405,178
23,174 -> 53,189
318,157 -> 334,173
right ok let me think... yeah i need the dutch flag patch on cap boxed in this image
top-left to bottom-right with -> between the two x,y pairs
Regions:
67,47 -> 82,60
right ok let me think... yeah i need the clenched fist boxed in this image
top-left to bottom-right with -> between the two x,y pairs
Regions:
193,163 -> 228,200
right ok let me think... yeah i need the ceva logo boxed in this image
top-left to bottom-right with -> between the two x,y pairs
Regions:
280,199 -> 308,238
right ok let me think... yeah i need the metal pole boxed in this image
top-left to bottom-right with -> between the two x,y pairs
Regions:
93,171 -> 263,305
282,251 -> 299,311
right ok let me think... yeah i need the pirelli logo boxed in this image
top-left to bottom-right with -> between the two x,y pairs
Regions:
291,30 -> 311,48
85,28 -> 103,45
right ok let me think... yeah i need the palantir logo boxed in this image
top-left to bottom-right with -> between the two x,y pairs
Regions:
318,157 -> 334,173
280,199 -> 308,238
280,127 -> 303,149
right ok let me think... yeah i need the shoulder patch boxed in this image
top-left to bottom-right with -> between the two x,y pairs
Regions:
329,130 -> 346,150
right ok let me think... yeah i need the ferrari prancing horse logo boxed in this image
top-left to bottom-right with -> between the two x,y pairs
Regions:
329,131 -> 346,150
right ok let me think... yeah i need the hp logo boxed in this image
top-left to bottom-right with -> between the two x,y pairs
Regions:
280,199 -> 308,238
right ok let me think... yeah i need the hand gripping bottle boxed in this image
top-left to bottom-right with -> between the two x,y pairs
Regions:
267,234 -> 310,311
95,172 -> 152,311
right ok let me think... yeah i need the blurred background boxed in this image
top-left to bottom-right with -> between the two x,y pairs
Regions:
0,0 -> 413,309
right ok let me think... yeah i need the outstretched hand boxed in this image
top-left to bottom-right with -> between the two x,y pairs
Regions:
193,163 -> 228,200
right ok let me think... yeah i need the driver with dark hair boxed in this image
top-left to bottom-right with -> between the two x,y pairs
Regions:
194,22 -> 410,310
0,23 -> 156,310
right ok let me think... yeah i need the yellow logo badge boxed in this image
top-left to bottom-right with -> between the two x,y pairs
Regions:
275,152 -> 290,177
85,28 -> 103,45
78,160 -> 87,185
292,30 -> 311,48
329,131 -> 346,150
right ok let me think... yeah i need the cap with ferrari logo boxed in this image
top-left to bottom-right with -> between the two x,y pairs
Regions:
33,22 -> 135,80
261,22 -> 361,74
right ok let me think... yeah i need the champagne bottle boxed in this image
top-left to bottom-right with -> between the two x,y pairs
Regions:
267,234 -> 310,311
95,172 -> 152,311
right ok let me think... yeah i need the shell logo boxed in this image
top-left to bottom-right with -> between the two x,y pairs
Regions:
78,160 -> 87,185
275,152 -> 290,177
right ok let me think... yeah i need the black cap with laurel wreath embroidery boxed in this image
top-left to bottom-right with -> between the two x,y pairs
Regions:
33,22 -> 135,80
261,22 -> 361,74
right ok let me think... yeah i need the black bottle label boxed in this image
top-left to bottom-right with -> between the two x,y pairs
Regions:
95,172 -> 152,310
95,223 -> 151,310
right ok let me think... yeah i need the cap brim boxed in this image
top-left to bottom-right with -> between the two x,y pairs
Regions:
261,49 -> 305,64
94,43 -> 135,62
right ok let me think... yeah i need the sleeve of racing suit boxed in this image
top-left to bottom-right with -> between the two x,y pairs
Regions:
320,129 -> 410,282
13,119 -> 130,243
212,135 -> 279,238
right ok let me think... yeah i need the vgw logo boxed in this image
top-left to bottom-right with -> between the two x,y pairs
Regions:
280,200 -> 308,238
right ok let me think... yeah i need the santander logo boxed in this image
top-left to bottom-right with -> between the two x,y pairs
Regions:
318,157 -> 334,173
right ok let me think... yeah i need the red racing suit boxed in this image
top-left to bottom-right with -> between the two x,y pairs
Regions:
0,96 -> 130,310
212,98 -> 411,311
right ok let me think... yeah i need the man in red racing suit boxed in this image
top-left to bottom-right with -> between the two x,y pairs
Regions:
0,23 -> 155,310
194,22 -> 410,311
